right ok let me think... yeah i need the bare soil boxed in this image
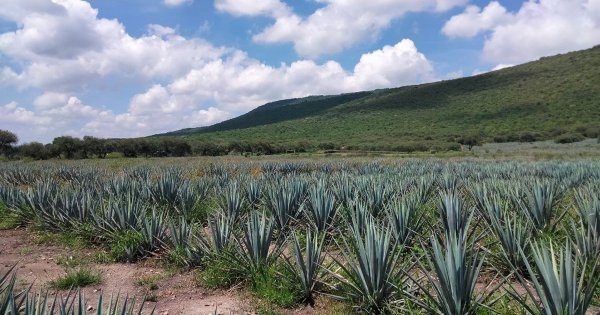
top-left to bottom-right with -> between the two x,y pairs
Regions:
0,229 -> 250,315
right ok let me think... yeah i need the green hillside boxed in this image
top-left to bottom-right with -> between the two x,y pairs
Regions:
162,46 -> 600,151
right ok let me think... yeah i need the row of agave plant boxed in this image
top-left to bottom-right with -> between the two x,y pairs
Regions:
1,160 -> 600,314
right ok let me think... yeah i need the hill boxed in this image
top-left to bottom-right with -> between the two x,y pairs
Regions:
159,46 -> 600,152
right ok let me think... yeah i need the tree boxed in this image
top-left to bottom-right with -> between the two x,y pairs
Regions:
18,142 -> 48,160
0,130 -> 18,156
83,136 -> 110,158
458,135 -> 482,151
52,136 -> 82,159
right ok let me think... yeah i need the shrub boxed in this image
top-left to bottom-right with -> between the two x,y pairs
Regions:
109,230 -> 146,262
554,132 -> 585,143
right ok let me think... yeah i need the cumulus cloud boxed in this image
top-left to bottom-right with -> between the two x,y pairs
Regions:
0,0 -> 225,91
442,1 -> 512,38
163,0 -> 193,7
0,0 -> 435,143
443,0 -> 600,64
216,0 -> 467,58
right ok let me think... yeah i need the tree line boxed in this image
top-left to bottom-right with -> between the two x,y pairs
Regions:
0,130 -> 194,160
0,130 -> 308,160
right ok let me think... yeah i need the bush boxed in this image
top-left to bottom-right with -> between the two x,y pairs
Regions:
554,132 -> 585,144
519,132 -> 540,143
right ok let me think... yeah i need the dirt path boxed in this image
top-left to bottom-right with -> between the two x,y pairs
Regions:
0,229 -> 250,314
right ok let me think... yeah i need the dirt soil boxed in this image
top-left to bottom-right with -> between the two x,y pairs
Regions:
0,229 -> 250,315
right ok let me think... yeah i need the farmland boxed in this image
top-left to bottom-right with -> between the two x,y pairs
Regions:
1,158 -> 600,314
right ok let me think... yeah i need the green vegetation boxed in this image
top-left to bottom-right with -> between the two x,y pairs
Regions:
136,275 -> 160,291
49,268 -> 102,290
164,46 -> 600,152
1,159 -> 600,313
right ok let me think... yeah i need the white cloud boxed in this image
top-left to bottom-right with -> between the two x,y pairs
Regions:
0,0 -> 435,142
216,0 -> 467,58
163,0 -> 193,8
33,92 -> 69,110
491,63 -> 514,71
0,1 -> 225,91
0,101 -> 50,125
349,39 -> 433,90
443,0 -> 600,64
147,24 -> 176,37
215,0 -> 291,17
442,1 -> 512,38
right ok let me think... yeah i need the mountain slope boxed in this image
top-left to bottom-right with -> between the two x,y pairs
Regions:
161,46 -> 600,151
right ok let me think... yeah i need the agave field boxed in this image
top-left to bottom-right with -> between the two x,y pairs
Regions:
1,159 -> 600,314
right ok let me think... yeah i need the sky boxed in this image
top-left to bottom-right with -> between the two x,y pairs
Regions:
1,0 -> 599,143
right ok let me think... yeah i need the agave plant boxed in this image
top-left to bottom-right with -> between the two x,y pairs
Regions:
284,229 -> 326,306
516,181 -> 565,231
305,186 -> 338,233
234,212 -> 282,273
328,217 -> 405,313
1,265 -> 27,315
265,183 -> 304,231
218,182 -> 244,223
168,217 -> 193,249
484,203 -> 533,275
512,242 -> 600,315
386,195 -> 423,247
208,211 -> 232,253
174,183 -> 199,217
97,193 -> 146,234
412,234 -> 495,315
141,210 -> 167,253
437,193 -> 473,243
245,179 -> 262,209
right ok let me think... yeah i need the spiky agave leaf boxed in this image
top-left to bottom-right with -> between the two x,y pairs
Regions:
208,211 -> 232,253
218,182 -> 244,224
512,242 -> 600,315
516,181 -> 566,232
327,217 -> 405,313
234,212 -> 282,274
412,234 -> 495,315
386,195 -> 423,247
437,193 -> 473,244
284,228 -> 326,306
305,185 -> 337,233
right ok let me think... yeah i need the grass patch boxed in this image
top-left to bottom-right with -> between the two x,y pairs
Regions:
32,231 -> 90,249
194,250 -> 241,289
56,254 -> 88,269
0,204 -> 19,230
109,230 -> 145,262
249,264 -> 301,309
136,275 -> 160,291
49,268 -> 102,290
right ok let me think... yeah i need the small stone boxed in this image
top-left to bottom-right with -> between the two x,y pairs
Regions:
87,305 -> 94,311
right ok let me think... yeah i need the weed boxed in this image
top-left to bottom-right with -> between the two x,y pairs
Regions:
250,264 -> 301,308
56,254 -> 88,268
136,274 -> 160,290
109,229 -> 146,262
194,249 -> 241,289
49,268 -> 101,289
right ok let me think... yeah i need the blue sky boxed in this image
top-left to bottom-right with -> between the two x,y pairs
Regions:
1,0 -> 598,143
